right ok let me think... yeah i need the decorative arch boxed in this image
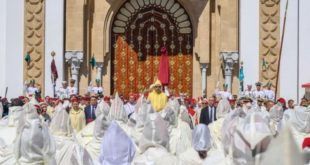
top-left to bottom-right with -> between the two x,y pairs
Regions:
112,0 -> 192,34
110,0 -> 193,96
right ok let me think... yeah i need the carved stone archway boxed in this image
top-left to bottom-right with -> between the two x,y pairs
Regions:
111,0 -> 193,96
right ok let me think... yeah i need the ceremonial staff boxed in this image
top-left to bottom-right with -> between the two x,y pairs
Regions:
51,51 -> 58,97
275,0 -> 289,100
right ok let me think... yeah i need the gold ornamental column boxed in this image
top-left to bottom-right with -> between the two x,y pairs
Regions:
24,0 -> 45,95
259,0 -> 280,90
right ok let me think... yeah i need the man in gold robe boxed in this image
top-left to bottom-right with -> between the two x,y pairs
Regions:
69,99 -> 86,132
147,79 -> 168,112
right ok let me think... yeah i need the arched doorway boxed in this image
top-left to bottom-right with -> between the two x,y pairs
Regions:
111,0 -> 193,97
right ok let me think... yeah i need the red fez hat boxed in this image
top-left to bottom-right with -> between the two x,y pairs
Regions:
34,105 -> 41,110
277,98 -> 286,104
191,98 -> 197,105
71,98 -> 79,103
302,137 -> 310,149
84,97 -> 91,102
104,96 -> 110,101
229,99 -> 236,104
18,96 -> 25,100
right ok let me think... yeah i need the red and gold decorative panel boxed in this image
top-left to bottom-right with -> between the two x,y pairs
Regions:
111,1 -> 193,97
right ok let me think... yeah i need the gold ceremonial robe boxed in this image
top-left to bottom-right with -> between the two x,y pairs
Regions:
69,108 -> 86,132
46,106 -> 55,118
147,91 -> 168,112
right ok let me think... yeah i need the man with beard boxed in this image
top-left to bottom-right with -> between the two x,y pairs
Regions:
124,93 -> 136,118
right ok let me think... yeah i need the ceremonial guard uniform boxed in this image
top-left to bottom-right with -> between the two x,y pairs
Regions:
57,81 -> 70,99
264,82 -> 275,101
216,84 -> 232,99
26,79 -> 39,96
67,79 -> 78,96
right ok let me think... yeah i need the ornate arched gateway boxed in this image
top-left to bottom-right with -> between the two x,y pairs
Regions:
111,0 -> 193,96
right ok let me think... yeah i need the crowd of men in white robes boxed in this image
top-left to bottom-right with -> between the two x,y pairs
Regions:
0,80 -> 310,165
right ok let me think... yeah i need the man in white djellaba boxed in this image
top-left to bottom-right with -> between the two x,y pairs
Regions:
133,113 -> 179,164
231,112 -> 272,165
252,82 -> 265,105
124,93 -> 137,118
15,103 -> 57,165
0,99 -> 24,146
216,84 -> 232,100
57,81 -> 70,99
260,126 -> 306,165
242,84 -> 254,98
67,79 -> 78,96
49,106 -> 94,165
263,82 -> 275,101
88,79 -> 104,96
26,79 -> 39,96
99,121 -> 136,165
178,124 -> 212,165
76,100 -> 110,162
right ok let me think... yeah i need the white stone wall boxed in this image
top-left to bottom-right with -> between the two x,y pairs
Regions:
280,0 -> 310,103
0,0 -> 7,97
280,0 -> 298,102
239,0 -> 260,87
44,0 -> 64,97
299,0 -> 310,101
0,0 -> 24,99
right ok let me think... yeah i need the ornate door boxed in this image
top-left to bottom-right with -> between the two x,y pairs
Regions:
111,0 -> 193,97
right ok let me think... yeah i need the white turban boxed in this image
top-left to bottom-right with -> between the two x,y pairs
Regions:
192,124 -> 211,151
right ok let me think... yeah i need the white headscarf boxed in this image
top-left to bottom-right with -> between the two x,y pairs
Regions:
259,126 -> 304,165
108,93 -> 127,123
50,107 -> 73,137
99,121 -> 135,165
192,124 -> 211,151
139,113 -> 169,152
